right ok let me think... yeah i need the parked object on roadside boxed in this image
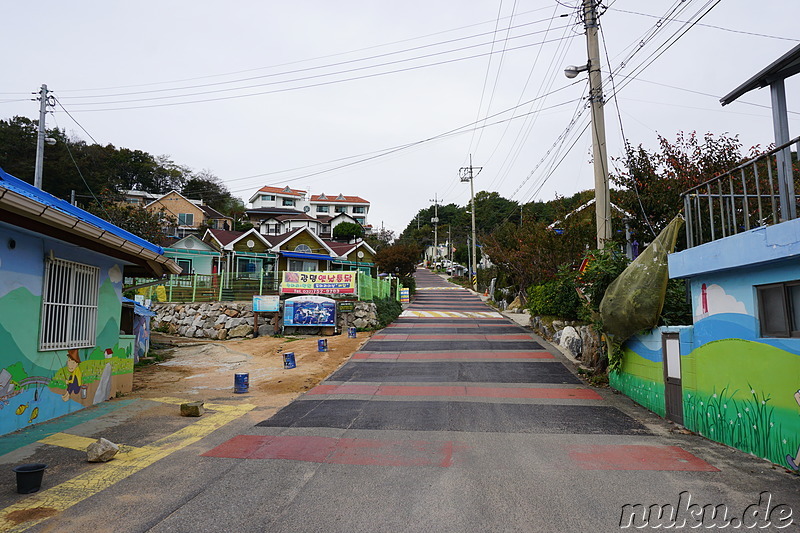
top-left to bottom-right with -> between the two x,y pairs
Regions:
234,373 -> 249,394
283,352 -> 296,369
87,438 -> 119,463
318,339 -> 328,352
180,401 -> 205,417
12,463 -> 47,493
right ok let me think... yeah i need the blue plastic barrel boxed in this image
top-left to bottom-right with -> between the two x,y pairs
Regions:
348,327 -> 357,338
234,372 -> 249,393
283,352 -> 296,369
318,339 -> 328,352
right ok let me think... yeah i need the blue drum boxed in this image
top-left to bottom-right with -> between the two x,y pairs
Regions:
234,372 -> 249,394
348,327 -> 357,338
283,352 -> 296,369
318,339 -> 328,352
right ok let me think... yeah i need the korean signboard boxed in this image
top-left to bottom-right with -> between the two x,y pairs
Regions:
283,296 -> 336,327
281,271 -> 356,295
253,295 -> 280,313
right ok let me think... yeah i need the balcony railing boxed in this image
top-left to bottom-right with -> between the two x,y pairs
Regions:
682,135 -> 800,248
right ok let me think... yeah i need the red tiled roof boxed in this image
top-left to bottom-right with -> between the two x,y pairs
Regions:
207,229 -> 244,246
326,242 -> 356,255
258,185 -> 306,197
310,194 -> 369,204
275,213 -> 318,222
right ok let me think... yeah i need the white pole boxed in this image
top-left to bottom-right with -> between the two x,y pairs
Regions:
34,84 -> 48,189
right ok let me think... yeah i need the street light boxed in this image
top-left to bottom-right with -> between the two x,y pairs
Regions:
564,63 -> 588,79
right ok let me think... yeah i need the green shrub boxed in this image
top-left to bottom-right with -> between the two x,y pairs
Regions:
660,278 -> 692,325
400,275 -> 416,295
374,297 -> 402,328
575,248 -> 630,314
527,269 -> 582,320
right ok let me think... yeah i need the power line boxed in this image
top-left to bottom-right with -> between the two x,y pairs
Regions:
52,5 -> 560,94
61,34 -> 581,113
610,7 -> 800,42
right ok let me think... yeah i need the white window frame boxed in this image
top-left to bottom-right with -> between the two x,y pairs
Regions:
294,244 -> 312,253
288,259 -> 318,271
178,213 -> 194,226
40,257 -> 100,351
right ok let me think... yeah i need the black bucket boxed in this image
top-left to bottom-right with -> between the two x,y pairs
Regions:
13,463 -> 47,494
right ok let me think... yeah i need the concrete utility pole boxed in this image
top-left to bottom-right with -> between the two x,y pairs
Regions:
430,194 -> 440,266
34,84 -> 50,190
565,0 -> 611,249
459,155 -> 482,291
584,0 -> 611,248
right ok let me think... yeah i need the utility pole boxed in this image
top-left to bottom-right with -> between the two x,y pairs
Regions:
583,0 -> 611,248
564,1 -> 611,248
448,225 -> 452,268
430,194 -> 440,267
34,84 -> 51,190
460,155 -> 482,291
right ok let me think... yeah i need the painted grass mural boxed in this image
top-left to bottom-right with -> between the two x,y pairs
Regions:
684,338 -> 800,470
610,349 -> 665,417
683,385 -> 800,468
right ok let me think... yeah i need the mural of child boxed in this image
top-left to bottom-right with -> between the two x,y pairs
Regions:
62,348 -> 82,402
787,389 -> 800,470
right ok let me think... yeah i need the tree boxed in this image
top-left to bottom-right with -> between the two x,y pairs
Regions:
375,243 -> 422,277
333,222 -> 364,241
364,228 -> 395,252
611,131 -> 748,242
480,210 -> 595,296
84,191 -> 175,245
182,170 -> 236,212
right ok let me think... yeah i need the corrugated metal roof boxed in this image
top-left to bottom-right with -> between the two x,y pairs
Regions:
0,167 -> 164,255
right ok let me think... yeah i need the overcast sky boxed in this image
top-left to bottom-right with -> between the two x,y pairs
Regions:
2,1 -> 799,236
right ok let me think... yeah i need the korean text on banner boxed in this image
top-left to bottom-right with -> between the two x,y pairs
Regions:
281,271 -> 356,295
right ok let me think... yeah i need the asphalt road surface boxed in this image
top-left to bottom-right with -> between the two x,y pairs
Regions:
2,269 -> 798,532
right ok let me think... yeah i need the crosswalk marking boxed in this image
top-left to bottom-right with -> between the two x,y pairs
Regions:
399,310 -> 502,318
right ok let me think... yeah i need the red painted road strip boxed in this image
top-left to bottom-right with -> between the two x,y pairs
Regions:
308,383 -> 601,400
371,334 -> 532,341
567,444 -> 719,471
352,351 -> 554,360
384,319 -> 519,330
203,435 -> 463,467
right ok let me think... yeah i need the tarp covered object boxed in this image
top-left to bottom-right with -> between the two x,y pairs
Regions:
123,297 -> 156,363
599,215 -> 683,347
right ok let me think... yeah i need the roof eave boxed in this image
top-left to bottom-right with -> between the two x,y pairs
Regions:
720,43 -> 800,106
0,187 -> 181,276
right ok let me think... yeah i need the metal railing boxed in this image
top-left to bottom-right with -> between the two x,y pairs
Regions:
683,135 -> 800,248
128,271 -> 402,304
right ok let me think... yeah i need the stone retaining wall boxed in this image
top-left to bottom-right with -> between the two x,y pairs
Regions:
529,315 -> 605,369
151,301 -> 380,340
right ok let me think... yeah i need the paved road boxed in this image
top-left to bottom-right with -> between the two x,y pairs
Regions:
3,269 -> 798,532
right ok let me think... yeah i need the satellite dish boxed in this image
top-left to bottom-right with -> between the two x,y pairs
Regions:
246,239 -> 255,248
357,251 -> 364,259
303,205 -> 310,213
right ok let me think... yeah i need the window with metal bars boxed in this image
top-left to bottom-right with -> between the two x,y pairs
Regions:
39,258 -> 100,351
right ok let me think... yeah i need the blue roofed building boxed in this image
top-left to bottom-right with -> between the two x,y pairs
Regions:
0,167 -> 181,436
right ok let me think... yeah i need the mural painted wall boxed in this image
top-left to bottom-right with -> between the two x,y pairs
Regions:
0,224 -> 133,436
616,260 -> 800,471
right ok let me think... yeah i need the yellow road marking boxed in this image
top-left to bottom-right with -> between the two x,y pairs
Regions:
38,433 -> 101,452
400,310 -> 502,318
0,401 -> 256,532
